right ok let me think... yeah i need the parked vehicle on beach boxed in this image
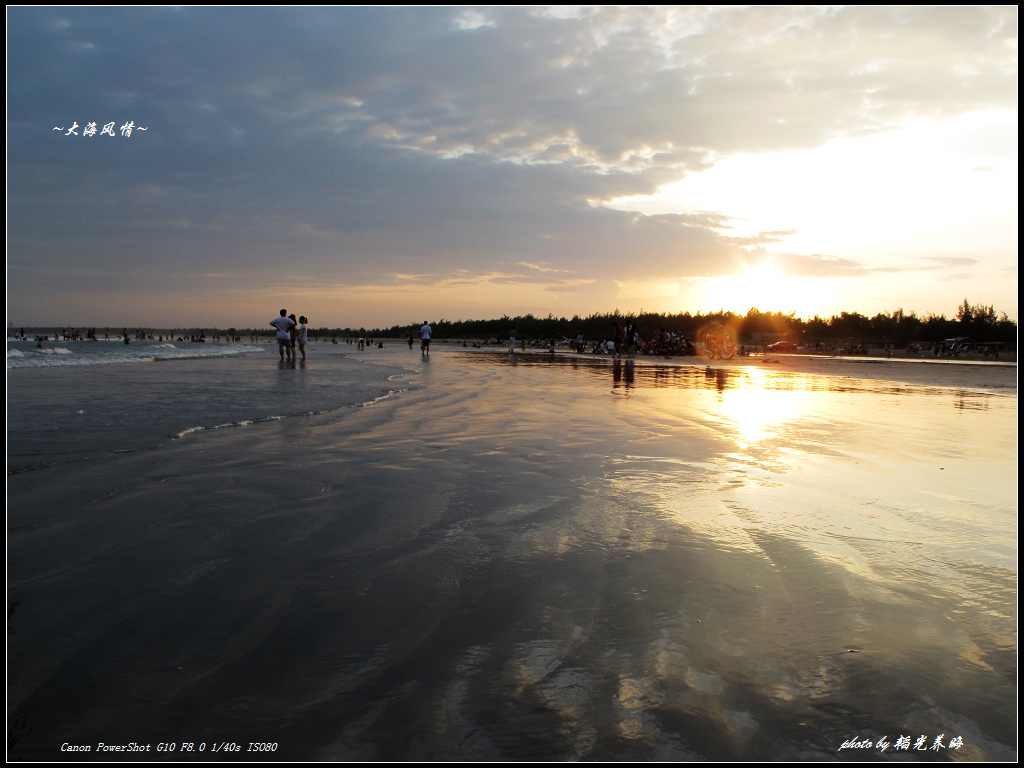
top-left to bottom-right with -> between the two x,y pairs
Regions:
767,340 -> 799,352
934,337 -> 971,357
701,328 -> 736,360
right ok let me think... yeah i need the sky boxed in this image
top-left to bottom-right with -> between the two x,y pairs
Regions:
6,6 -> 1018,330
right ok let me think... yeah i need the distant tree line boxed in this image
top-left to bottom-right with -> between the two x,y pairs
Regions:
253,300 -> 1015,349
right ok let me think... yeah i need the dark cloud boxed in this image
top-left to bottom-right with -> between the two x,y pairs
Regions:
6,6 -> 1016,325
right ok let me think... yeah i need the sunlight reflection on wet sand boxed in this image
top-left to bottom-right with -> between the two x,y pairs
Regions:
457,351 -> 1016,759
8,348 -> 1016,760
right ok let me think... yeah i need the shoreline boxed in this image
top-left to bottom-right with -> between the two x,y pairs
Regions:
450,345 -> 1018,393
10,333 -> 1017,361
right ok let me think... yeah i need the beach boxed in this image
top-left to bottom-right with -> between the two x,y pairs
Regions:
7,343 -> 1017,761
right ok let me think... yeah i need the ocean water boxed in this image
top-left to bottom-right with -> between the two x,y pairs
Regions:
7,337 -> 267,370
7,340 -> 415,467
7,345 -> 1017,760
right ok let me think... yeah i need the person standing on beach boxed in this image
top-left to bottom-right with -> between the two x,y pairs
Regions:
420,321 -> 432,356
270,309 -> 295,361
288,314 -> 298,360
296,316 -> 309,360
509,327 -> 516,354
625,322 -> 637,357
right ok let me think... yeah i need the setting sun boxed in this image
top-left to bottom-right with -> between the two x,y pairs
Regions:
702,266 -> 830,317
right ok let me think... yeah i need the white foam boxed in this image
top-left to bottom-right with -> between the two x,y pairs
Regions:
7,343 -> 265,369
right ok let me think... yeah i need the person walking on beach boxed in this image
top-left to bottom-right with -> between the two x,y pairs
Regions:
420,321 -> 432,356
612,321 -> 624,357
270,309 -> 295,361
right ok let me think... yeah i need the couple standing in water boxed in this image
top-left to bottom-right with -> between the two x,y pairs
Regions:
270,309 -> 308,362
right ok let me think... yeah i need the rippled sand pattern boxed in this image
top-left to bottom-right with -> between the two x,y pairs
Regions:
7,348 -> 1016,760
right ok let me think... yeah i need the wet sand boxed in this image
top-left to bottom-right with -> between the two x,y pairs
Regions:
7,347 -> 1017,760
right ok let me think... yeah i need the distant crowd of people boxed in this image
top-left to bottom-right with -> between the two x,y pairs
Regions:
9,327 -> 250,343
473,322 -> 701,359
8,327 -> 240,348
14,316 -> 1004,364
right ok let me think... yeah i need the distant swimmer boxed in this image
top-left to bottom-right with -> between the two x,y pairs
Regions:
269,309 -> 295,361
420,321 -> 431,356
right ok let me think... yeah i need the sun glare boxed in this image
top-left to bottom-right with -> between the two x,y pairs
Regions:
717,368 -> 807,448
704,266 -> 811,316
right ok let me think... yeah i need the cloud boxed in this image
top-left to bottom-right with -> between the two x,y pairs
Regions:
766,252 -> 870,278
917,256 -> 980,269
6,6 -> 1017,325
